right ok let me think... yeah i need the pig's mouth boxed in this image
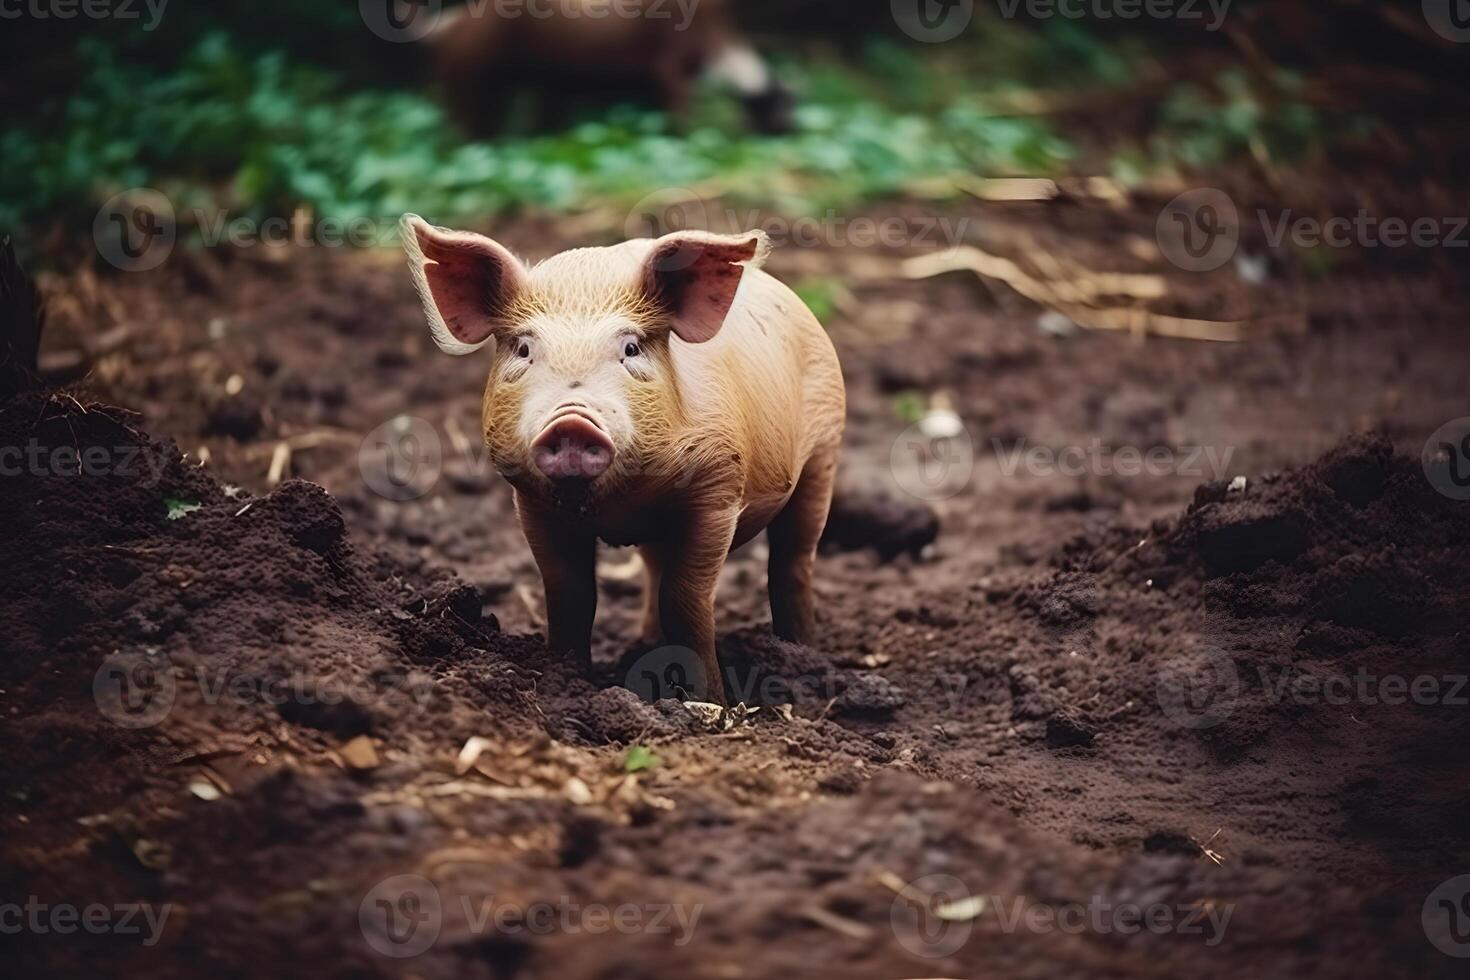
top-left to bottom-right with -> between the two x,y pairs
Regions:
531,410 -> 616,482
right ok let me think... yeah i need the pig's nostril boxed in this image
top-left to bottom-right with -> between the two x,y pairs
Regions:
569,381 -> 583,389
532,414 -> 615,481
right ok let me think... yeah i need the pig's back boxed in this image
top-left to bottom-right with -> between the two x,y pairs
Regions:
675,267 -> 845,509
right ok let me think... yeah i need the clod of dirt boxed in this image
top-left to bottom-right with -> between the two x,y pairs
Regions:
822,486 -> 939,561
1045,709 -> 1096,750
278,690 -> 377,738
1142,831 -> 1203,857
832,674 -> 907,717
579,687 -> 668,743
817,764 -> 866,795
559,814 -> 604,867
257,479 -> 350,557
203,392 -> 265,440
1313,435 -> 1392,507
1189,505 -> 1308,576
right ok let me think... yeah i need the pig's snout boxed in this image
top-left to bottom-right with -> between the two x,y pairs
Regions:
532,411 -> 615,481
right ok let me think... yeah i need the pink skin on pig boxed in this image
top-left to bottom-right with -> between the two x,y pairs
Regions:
401,215 -> 845,704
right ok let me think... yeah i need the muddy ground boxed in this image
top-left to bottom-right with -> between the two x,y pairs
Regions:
4,187 -> 1470,979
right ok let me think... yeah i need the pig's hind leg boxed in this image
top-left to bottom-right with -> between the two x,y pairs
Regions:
766,446 -> 838,646
637,544 -> 664,645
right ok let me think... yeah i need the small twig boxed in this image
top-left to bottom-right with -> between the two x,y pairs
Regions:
266,442 -> 291,486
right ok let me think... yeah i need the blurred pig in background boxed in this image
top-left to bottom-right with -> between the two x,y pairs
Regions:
414,0 -> 796,135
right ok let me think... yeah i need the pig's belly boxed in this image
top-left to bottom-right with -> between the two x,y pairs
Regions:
590,491 -> 792,551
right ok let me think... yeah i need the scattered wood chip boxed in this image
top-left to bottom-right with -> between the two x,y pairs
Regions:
338,736 -> 380,772
187,779 -> 222,801
563,777 -> 593,806
443,414 -> 473,458
1194,827 -> 1227,866
800,904 -> 875,942
902,246 -> 1303,343
132,838 -> 172,871
935,895 -> 988,921
455,736 -> 494,775
683,701 -> 761,732
517,583 -> 545,628
267,442 -> 292,486
599,551 -> 645,582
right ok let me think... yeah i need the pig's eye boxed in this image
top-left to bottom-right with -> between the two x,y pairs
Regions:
514,340 -> 532,359
623,340 -> 642,359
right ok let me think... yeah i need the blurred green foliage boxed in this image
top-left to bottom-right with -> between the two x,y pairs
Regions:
0,18 -> 1368,242
0,33 -> 1075,236
1149,68 -> 1367,169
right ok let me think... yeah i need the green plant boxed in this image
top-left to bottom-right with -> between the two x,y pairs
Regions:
1,32 -> 1076,238
624,745 -> 661,774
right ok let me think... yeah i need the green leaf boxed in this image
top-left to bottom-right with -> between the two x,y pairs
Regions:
892,391 -> 927,426
624,745 -> 661,774
164,498 -> 203,521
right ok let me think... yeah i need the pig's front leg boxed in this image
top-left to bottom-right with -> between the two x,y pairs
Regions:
655,505 -> 739,705
518,495 -> 598,666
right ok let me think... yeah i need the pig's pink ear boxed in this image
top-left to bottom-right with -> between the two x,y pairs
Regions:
642,231 -> 771,344
401,214 -> 527,355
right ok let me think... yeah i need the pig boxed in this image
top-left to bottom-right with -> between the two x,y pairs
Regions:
400,214 -> 844,703
418,0 -> 795,135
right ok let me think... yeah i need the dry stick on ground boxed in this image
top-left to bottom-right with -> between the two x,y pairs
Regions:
902,246 -> 1304,343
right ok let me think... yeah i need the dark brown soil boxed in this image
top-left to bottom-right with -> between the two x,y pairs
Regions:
4,191 -> 1469,979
